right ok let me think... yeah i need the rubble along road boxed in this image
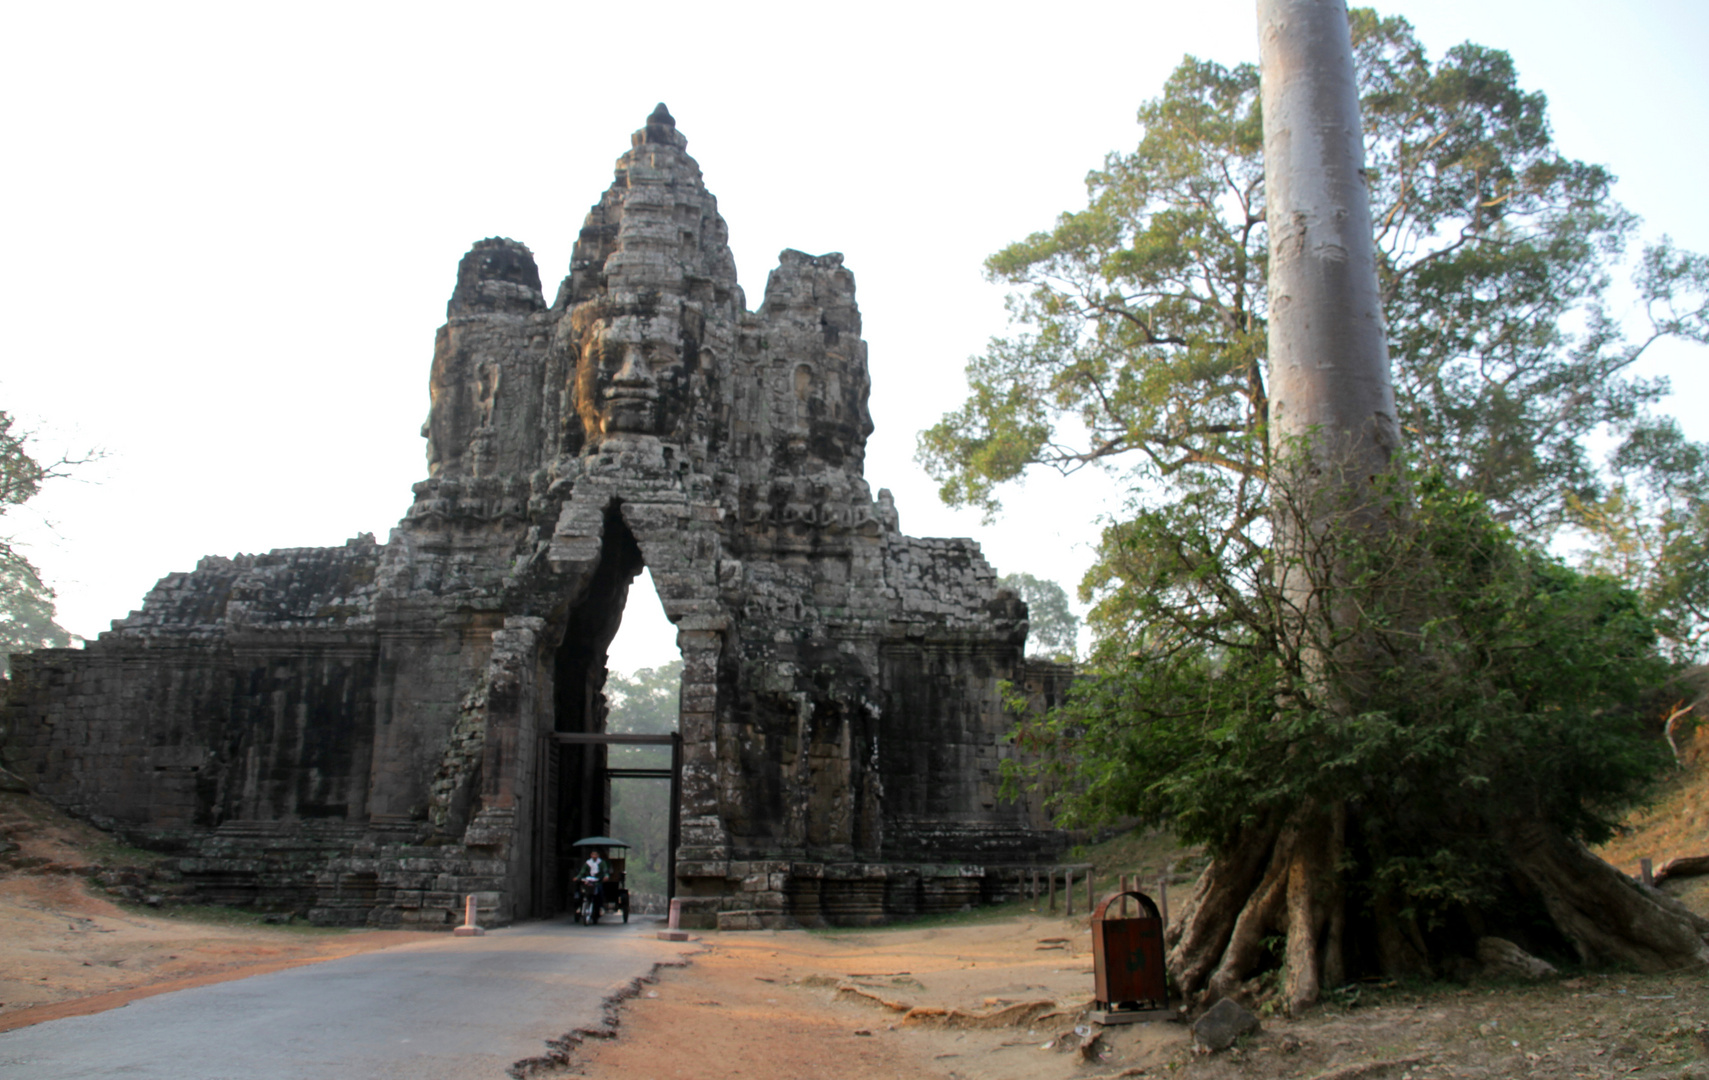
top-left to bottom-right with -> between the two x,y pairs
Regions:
0,915 -> 693,1079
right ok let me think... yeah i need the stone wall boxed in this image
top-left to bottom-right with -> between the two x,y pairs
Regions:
2,105 -> 1070,929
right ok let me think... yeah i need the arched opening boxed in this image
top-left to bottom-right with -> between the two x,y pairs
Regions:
532,506 -> 682,917
602,645 -> 680,911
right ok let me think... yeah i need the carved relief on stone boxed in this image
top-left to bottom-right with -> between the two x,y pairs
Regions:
567,301 -> 699,445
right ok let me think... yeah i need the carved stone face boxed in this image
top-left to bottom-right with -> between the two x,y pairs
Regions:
573,310 -> 685,441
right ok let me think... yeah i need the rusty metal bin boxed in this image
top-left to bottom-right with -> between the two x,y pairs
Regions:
1091,890 -> 1169,1019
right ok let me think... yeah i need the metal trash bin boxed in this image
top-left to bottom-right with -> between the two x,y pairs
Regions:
1090,890 -> 1171,1023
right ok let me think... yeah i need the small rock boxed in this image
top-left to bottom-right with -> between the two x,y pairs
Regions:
1192,998 -> 1261,1053
1277,1033 -> 1303,1053
853,1029 -> 872,1037
1478,1019 -> 1499,1036
1475,937 -> 1557,979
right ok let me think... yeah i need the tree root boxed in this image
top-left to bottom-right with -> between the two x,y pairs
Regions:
1167,809 -> 1709,1016
1170,805 -> 1346,1014
1503,820 -> 1709,972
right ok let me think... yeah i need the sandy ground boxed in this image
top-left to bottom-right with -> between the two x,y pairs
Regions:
0,792 -> 437,1034
572,735 -> 1709,1080
568,914 -> 1709,1080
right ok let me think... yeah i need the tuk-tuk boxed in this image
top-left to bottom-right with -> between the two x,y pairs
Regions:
569,836 -> 631,924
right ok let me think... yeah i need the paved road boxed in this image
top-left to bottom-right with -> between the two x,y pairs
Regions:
0,915 -> 691,1080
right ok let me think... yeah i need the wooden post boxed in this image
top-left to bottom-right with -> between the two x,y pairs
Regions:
1641,858 -> 1654,886
1066,868 -> 1075,917
1086,869 -> 1095,915
1048,868 -> 1056,913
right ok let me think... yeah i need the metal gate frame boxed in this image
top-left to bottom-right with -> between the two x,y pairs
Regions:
535,731 -> 682,913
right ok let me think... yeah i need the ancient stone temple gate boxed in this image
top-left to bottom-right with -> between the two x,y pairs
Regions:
2,106 -> 1068,929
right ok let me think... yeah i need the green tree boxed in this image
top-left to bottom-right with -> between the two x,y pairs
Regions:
1,411 -> 79,678
917,12 -> 1709,563
1566,415 -> 1709,659
942,8 -> 1709,1001
998,572 -> 1079,660
604,659 -> 681,896
1020,476 -> 1707,1000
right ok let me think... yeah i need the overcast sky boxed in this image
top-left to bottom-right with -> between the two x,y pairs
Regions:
3,0 -> 1705,674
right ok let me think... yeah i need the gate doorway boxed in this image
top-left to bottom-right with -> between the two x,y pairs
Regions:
530,506 -> 684,917
538,731 -> 681,916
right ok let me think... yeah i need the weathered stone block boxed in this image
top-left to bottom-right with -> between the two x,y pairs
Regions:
716,910 -> 763,931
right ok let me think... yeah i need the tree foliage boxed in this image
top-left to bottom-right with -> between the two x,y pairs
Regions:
918,10 -> 1709,656
1004,468 -> 1688,977
604,659 -> 681,895
1022,478 -> 1669,887
1567,416 -> 1709,660
998,571 -> 1079,660
1,411 -> 78,677
946,9 -> 1709,989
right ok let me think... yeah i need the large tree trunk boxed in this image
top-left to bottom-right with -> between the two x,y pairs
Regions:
1260,0 -> 1399,475
1251,0 -> 1398,1015
1161,0 -> 1709,1016
1502,821 -> 1709,971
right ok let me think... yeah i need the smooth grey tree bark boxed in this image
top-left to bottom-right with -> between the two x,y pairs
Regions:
1259,4 -> 1396,1008
1183,0 -> 1400,1014
1259,0 -> 1398,471
1167,2 -> 1709,1017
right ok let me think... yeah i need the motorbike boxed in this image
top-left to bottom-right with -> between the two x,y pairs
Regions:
575,874 -> 603,925
567,837 -> 632,925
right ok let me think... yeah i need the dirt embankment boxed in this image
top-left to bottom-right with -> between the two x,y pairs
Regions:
0,792 -> 436,1033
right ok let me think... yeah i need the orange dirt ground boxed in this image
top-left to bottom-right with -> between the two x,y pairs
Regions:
563,914 -> 1708,1080
0,792 -> 436,1034
568,730 -> 1709,1080
1,726 -> 1704,1077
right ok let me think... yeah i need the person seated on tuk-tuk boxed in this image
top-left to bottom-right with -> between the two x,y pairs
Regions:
580,849 -> 608,916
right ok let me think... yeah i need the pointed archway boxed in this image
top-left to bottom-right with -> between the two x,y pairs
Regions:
529,503 -> 686,915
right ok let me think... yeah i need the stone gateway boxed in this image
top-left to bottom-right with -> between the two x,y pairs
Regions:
2,106 -> 1070,929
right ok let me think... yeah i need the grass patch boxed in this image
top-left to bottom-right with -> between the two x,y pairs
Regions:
1595,724 -> 1709,881
1071,826 -> 1203,888
807,894 -> 1047,936
81,838 -> 170,868
808,825 -> 1205,937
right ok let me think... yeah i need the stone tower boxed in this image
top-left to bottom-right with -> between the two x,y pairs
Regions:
2,106 -> 1070,929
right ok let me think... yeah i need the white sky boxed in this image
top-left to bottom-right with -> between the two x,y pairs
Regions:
3,0 -> 1705,675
